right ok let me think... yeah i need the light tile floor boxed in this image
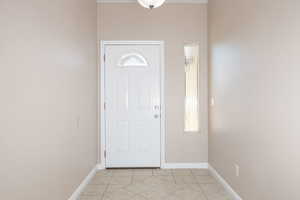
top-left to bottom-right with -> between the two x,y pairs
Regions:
79,169 -> 232,200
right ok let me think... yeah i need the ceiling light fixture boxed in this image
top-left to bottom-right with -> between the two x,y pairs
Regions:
137,0 -> 166,9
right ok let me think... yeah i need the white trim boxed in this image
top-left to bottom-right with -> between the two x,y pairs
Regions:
97,0 -> 208,4
100,40 -> 166,169
160,41 -> 166,168
97,41 -> 101,165
162,162 -> 208,169
68,165 -> 98,200
208,164 -> 243,200
100,42 -> 106,168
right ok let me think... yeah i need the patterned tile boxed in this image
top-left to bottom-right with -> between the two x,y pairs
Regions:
174,175 -> 198,184
191,169 -> 210,176
111,169 -> 133,176
153,169 -> 173,176
95,170 -> 113,177
78,195 -> 102,200
172,169 -> 193,176
168,185 -> 207,200
200,183 -> 233,200
133,175 -> 175,185
103,188 -> 144,200
106,185 -> 129,193
133,169 -> 153,176
81,185 -> 107,196
80,169 -> 231,200
89,176 -> 112,185
195,175 -> 216,184
110,176 -> 132,185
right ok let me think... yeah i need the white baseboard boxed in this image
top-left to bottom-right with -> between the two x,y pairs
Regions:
68,165 -> 99,200
208,164 -> 242,200
96,163 -> 105,170
162,162 -> 208,169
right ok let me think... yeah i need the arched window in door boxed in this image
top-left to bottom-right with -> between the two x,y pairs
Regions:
118,53 -> 148,67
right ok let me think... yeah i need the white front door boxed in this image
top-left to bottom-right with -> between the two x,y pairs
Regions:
104,43 -> 162,168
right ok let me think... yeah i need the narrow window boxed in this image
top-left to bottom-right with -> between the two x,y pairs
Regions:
184,44 -> 199,132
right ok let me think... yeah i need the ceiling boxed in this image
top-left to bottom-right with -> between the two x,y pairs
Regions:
97,0 -> 208,3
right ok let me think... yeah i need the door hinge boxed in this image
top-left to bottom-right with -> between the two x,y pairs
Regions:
104,150 -> 106,158
103,54 -> 106,62
104,102 -> 106,110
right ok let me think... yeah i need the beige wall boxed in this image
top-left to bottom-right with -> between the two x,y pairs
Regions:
208,0 -> 300,199
0,0 -> 97,199
98,3 -> 208,163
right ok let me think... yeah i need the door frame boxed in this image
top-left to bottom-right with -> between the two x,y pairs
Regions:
99,40 -> 165,168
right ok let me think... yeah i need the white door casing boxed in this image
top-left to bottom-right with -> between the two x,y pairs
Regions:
100,41 -> 165,168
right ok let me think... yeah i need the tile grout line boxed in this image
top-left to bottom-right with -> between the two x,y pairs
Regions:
171,169 -> 177,184
122,171 -> 150,200
197,183 -> 210,200
100,184 -> 110,200
100,171 -> 112,200
191,169 -> 210,200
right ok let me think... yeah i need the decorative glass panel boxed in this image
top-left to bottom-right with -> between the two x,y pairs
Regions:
118,53 -> 148,67
184,44 -> 199,132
